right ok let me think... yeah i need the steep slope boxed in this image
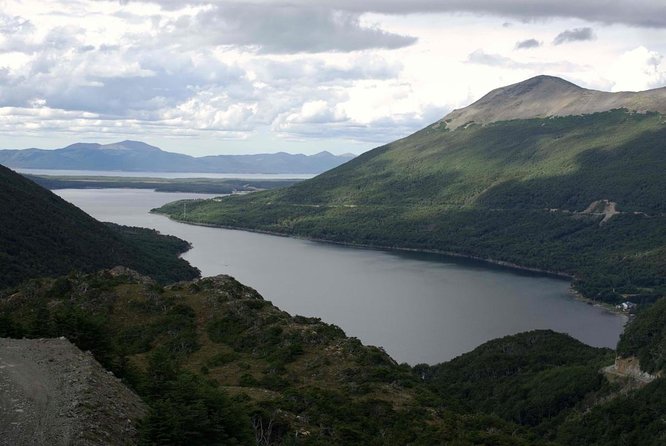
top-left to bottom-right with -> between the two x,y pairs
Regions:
0,165 -> 198,288
155,76 -> 666,302
0,140 -> 355,174
617,297 -> 666,374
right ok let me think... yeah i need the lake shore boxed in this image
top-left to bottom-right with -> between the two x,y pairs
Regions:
154,212 -> 628,318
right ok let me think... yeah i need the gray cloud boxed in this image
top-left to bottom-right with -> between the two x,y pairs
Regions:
467,49 -> 515,67
467,49 -> 587,72
0,14 -> 37,53
274,103 -> 449,143
515,38 -> 541,50
553,27 -> 595,45
131,1 -> 666,29
163,4 -> 417,54
0,42 -> 251,117
250,56 -> 402,85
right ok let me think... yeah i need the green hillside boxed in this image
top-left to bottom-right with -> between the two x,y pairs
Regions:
0,164 -> 199,288
617,297 -> 666,374
155,108 -> 666,302
1,269 -> 663,445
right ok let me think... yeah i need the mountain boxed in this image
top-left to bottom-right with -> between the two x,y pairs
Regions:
0,164 -> 199,289
0,140 -> 355,174
442,75 -> 666,129
155,76 -> 666,303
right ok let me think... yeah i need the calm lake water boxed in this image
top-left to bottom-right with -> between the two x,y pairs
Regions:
56,188 -> 627,365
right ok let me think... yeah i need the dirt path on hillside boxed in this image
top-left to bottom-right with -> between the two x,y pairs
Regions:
0,338 -> 146,446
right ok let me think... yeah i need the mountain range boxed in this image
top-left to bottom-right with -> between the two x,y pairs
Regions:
0,140 -> 355,174
155,75 -> 666,303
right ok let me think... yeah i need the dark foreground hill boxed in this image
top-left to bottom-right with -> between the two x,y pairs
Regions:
155,76 -> 666,303
0,269 -> 663,445
0,140 -> 355,174
0,164 -> 198,289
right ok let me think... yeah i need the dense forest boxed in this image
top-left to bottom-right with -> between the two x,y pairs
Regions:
0,164 -> 199,288
0,270 -> 663,445
155,110 -> 666,303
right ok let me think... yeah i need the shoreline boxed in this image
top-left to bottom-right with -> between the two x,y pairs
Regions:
154,211 -> 628,317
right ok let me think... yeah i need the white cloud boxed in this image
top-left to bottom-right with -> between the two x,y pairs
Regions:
0,1 -> 665,154
607,46 -> 666,91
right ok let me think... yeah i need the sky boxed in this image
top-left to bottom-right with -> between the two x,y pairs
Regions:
1,0 -> 665,156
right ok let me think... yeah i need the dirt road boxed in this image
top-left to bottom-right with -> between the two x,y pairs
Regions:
0,338 -> 146,446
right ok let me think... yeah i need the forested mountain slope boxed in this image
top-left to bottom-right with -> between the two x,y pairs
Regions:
155,77 -> 666,303
0,164 -> 198,288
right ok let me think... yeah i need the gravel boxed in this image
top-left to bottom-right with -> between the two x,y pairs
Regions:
0,337 -> 147,446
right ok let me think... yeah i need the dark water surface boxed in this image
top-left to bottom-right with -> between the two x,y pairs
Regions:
56,188 -> 627,365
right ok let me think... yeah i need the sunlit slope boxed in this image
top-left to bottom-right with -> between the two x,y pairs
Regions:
0,164 -> 198,288
156,95 -> 666,302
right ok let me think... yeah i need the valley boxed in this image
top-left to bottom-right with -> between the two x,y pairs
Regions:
1,74 -> 664,445
55,188 -> 626,364
155,96 -> 666,305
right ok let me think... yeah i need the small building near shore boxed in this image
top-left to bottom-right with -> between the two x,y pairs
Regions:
617,301 -> 637,312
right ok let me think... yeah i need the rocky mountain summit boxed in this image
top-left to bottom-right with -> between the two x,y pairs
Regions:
441,75 -> 666,129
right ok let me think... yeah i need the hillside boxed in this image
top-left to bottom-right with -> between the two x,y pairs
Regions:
617,297 -> 666,374
0,164 -> 198,288
1,269 -> 663,445
0,140 -> 354,174
155,76 -> 666,303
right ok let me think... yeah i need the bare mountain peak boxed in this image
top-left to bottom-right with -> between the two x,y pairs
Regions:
484,75 -> 583,100
442,75 -> 666,129
101,140 -> 161,151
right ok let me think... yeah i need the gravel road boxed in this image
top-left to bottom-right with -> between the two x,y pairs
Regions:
0,338 -> 146,445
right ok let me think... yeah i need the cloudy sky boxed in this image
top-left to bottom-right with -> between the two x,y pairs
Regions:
1,0 -> 665,155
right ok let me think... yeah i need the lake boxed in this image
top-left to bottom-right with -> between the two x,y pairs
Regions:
56,188 -> 627,365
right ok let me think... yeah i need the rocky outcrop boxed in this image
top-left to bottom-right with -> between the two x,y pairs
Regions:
0,338 -> 147,446
602,356 -> 661,385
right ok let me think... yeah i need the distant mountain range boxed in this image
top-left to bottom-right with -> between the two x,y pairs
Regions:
0,140 -> 355,174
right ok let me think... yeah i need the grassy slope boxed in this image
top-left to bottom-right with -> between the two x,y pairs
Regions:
155,110 -> 666,302
0,164 -> 199,288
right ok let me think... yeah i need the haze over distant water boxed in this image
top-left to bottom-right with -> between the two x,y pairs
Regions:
56,188 -> 627,364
